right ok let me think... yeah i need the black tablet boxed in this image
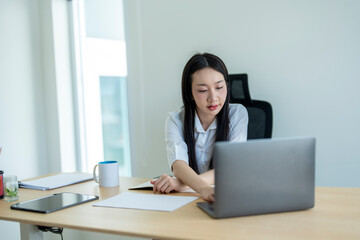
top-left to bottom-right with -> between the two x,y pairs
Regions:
10,192 -> 99,213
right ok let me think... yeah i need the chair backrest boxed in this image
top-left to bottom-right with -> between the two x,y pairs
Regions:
229,74 -> 273,139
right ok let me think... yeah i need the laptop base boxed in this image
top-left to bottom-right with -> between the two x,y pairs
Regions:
197,202 -> 216,218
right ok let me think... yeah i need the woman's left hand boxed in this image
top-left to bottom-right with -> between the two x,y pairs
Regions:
151,174 -> 188,193
198,185 -> 215,202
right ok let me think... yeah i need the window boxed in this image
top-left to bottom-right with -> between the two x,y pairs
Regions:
70,0 -> 131,176
100,75 -> 131,176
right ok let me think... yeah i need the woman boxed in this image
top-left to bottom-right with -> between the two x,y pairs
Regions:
152,53 -> 248,201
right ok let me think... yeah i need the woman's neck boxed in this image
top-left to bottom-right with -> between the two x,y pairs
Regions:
197,111 -> 215,131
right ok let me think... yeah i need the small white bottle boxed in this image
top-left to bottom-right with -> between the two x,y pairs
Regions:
4,175 -> 19,202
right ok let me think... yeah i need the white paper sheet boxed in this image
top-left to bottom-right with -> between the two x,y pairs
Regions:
19,173 -> 93,190
93,192 -> 198,212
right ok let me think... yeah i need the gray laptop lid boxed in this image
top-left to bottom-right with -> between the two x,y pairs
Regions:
212,137 -> 315,218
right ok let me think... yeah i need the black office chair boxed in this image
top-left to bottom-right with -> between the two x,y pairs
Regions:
229,74 -> 273,139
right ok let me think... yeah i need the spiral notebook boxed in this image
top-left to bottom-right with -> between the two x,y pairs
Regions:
19,172 -> 93,190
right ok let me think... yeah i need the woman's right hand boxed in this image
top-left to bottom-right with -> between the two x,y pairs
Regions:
151,174 -> 188,194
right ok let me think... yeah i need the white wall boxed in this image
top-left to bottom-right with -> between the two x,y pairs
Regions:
0,0 -> 47,184
84,0 -> 126,41
0,0 -> 77,178
124,0 -> 360,187
0,0 -> 78,239
0,0 -> 45,239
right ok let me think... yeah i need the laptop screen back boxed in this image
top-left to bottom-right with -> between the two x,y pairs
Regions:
213,137 -> 315,218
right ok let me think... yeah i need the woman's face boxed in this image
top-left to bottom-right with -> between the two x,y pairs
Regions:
191,67 -> 227,123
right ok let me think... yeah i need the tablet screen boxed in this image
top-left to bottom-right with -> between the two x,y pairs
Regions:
11,192 -> 99,213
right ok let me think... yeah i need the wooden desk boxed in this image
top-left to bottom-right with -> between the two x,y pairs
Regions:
0,177 -> 359,240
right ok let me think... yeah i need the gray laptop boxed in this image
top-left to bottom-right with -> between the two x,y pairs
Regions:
197,137 -> 315,218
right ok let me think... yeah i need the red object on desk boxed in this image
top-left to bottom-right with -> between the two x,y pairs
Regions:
0,170 -> 4,199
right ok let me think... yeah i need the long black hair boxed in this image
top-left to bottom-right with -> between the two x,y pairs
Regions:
181,53 -> 230,174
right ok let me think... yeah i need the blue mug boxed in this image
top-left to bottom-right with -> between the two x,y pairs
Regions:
93,161 -> 119,187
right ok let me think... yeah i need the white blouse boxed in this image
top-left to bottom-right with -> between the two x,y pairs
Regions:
165,104 -> 248,174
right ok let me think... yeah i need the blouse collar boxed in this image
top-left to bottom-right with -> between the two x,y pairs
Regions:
194,111 -> 217,133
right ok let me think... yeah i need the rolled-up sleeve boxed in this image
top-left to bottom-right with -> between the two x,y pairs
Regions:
229,104 -> 249,142
165,115 -> 189,171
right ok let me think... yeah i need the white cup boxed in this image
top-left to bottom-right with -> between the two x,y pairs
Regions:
93,161 -> 119,187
